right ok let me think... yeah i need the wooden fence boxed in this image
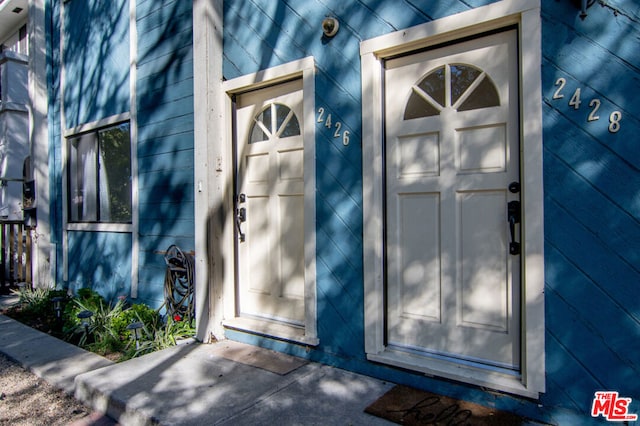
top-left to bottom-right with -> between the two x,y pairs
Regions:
0,221 -> 33,293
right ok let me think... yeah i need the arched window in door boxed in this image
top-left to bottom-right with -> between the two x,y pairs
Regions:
249,103 -> 301,143
404,63 -> 500,120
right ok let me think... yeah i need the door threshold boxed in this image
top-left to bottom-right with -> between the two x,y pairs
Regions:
367,348 -> 537,398
223,316 -> 319,347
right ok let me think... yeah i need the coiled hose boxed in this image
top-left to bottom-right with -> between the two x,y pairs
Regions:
162,245 -> 195,322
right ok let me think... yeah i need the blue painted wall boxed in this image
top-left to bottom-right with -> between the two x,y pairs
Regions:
47,0 -> 195,309
541,0 -> 640,420
67,231 -> 132,302
135,0 -> 195,308
45,0 -> 640,423
63,0 -> 130,128
224,0 -> 640,423
47,0 -> 133,300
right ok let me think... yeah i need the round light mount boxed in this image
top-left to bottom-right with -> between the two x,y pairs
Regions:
322,17 -> 339,38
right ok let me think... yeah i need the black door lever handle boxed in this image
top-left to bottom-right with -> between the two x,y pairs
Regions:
236,193 -> 246,242
508,201 -> 520,255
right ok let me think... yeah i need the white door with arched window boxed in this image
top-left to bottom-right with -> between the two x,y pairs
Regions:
234,79 -> 306,327
384,30 -> 521,370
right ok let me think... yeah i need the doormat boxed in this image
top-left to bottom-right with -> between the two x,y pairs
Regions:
365,385 -> 527,425
209,341 -> 307,375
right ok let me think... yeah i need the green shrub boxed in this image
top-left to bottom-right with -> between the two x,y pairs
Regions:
132,317 -> 195,358
62,289 -> 108,334
8,287 -> 70,334
112,303 -> 160,340
8,286 -> 195,362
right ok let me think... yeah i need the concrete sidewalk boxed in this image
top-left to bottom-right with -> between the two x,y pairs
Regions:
74,341 -> 394,426
0,299 -> 393,425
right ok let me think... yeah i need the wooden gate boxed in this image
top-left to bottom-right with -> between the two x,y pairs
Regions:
0,221 -> 33,293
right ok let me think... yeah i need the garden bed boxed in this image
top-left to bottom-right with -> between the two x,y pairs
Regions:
2,287 -> 194,362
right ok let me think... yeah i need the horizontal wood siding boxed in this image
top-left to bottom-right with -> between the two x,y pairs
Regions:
67,231 -> 132,302
46,0 -> 62,257
135,0 -> 194,308
541,0 -> 640,418
224,0 -> 640,422
62,0 -> 130,128
46,0 -> 640,422
48,0 -> 134,298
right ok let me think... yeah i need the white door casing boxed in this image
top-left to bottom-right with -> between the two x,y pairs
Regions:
221,57 -> 318,346
385,30 -> 520,370
361,0 -> 544,397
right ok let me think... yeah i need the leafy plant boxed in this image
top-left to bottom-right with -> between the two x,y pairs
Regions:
8,287 -> 70,334
63,288 -> 105,326
132,317 -> 195,358
6,286 -> 195,362
12,286 -> 49,307
112,303 -> 159,340
70,295 -> 126,350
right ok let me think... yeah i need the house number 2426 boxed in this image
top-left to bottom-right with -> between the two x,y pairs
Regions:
317,107 -> 350,145
553,77 -> 621,133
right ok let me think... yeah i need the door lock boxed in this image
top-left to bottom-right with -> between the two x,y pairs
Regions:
507,201 -> 521,255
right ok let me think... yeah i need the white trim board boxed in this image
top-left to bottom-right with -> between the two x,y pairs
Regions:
360,0 -> 545,398
192,0 -> 224,342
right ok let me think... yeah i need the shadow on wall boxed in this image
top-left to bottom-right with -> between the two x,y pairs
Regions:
59,0 -> 195,309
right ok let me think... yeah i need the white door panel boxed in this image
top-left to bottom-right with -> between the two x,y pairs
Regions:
235,79 -> 305,325
385,30 -> 520,369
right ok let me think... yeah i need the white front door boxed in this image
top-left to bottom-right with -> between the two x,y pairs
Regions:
384,30 -> 521,370
234,79 -> 305,326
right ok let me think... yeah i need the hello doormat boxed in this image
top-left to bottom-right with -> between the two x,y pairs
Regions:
365,385 -> 527,425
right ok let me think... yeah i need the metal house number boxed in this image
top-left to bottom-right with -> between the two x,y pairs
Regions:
317,107 -> 351,145
552,77 -> 622,133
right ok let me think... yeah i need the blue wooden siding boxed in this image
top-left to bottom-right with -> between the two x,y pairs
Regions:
135,0 -> 194,308
45,0 -> 640,422
67,231 -> 132,302
541,0 -> 640,419
62,0 -> 130,127
45,0 -> 62,251
48,0 -> 134,296
224,0 -> 640,423
47,0 -> 195,309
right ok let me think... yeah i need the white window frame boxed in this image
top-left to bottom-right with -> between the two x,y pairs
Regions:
360,0 -> 545,398
64,113 -> 133,230
220,57 -> 319,346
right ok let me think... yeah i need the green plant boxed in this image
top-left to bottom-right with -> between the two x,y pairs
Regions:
12,287 -> 49,307
72,296 -> 126,351
62,289 -> 108,335
8,287 -> 70,335
112,303 -> 160,341
131,317 -> 195,358
7,286 -> 195,362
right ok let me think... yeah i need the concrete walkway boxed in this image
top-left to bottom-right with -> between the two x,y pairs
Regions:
0,296 -> 394,426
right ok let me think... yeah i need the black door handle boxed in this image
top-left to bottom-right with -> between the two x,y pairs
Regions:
508,201 -> 520,255
236,194 -> 246,242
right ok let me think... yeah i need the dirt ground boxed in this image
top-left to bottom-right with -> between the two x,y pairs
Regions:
0,353 -> 92,426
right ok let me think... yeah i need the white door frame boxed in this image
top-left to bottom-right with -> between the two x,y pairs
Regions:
361,0 -> 544,397
192,2 -> 317,345
221,57 -> 319,346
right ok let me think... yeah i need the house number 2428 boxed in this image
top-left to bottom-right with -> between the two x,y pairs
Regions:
317,107 -> 350,145
553,77 -> 621,133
